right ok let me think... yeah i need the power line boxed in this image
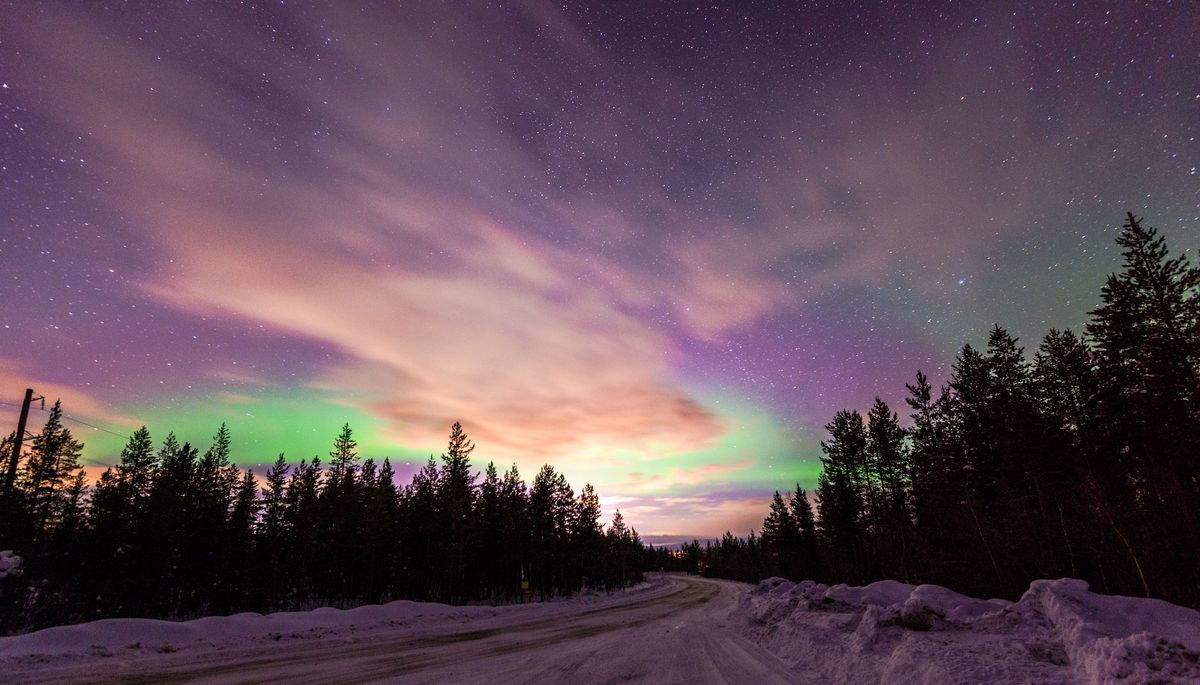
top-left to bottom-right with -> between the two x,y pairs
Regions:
3,400 -> 127,438
4,395 -> 122,470
59,413 -> 127,439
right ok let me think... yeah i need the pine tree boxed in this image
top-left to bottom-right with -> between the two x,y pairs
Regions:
362,458 -> 400,601
760,491 -> 796,578
866,397 -> 909,523
141,436 -> 198,613
1032,329 -> 1098,437
320,424 -> 363,602
20,401 -> 84,534
437,422 -> 478,602
789,486 -> 820,580
283,456 -> 323,603
87,466 -> 130,615
187,424 -> 238,613
224,468 -> 259,610
260,454 -> 290,540
498,464 -> 529,600
983,326 -> 1056,587
475,462 -> 503,597
816,409 -> 868,581
402,455 -> 440,600
1029,329 -> 1096,582
328,423 -> 359,489
572,483 -> 604,589
256,453 -> 290,608
605,509 -> 639,588
529,464 -> 564,598
866,397 -> 912,580
1087,213 -> 1200,407
1086,212 -> 1200,603
116,426 -> 156,509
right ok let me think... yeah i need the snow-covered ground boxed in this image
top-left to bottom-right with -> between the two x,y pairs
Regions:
735,576 -> 1200,683
3,573 -> 1199,683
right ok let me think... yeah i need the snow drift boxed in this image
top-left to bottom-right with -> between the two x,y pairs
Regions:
734,576 -> 1200,683
0,580 -> 663,665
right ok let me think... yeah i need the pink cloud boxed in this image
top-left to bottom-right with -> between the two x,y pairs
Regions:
0,359 -> 141,430
618,459 -> 757,493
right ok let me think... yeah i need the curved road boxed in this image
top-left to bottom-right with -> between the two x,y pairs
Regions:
25,576 -> 794,684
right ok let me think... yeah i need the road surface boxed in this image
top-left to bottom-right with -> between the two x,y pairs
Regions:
13,575 -> 796,684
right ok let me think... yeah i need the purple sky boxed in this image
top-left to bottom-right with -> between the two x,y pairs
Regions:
2,1 -> 1197,541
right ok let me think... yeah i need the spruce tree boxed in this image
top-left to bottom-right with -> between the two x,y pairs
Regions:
789,486 -> 820,580
816,409 -> 868,580
572,483 -> 604,588
476,462 -> 503,597
116,426 -> 156,509
437,422 -> 478,602
498,464 -> 529,599
21,401 -> 84,534
1086,212 -> 1200,603
760,491 -> 796,577
257,453 -> 290,607
320,424 -> 363,602
866,397 -> 912,581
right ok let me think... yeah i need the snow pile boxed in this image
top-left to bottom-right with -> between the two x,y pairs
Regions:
735,577 -> 1200,684
0,577 -> 667,663
995,579 -> 1200,683
0,550 -> 20,579
0,600 -> 486,659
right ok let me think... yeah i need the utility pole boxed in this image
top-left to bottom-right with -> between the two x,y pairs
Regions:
4,388 -> 42,493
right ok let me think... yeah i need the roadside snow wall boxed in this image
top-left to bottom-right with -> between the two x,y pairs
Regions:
734,577 -> 1200,684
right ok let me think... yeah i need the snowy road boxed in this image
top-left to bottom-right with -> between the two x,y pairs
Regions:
8,573 -> 1200,683
7,575 -> 794,684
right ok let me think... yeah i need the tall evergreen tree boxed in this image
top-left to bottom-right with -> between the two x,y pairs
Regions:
866,397 -> 913,580
437,422 -> 478,602
816,409 -> 869,581
475,462 -> 504,598
760,491 -> 796,578
20,401 -> 84,534
283,456 -> 322,602
1086,212 -> 1200,603
320,424 -> 363,602
362,458 -> 400,601
573,483 -> 605,588
327,423 -> 359,489
788,486 -> 821,580
401,455 -> 440,600
256,453 -> 291,607
498,464 -> 529,599
116,426 -> 157,509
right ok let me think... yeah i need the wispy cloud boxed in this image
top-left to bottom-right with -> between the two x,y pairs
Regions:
9,2 -> 1186,538
0,358 -> 142,432
619,460 -> 757,493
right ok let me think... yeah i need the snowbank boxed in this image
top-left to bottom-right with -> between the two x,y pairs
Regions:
0,576 -> 668,662
0,600 -> 484,659
735,577 -> 1200,684
999,579 -> 1200,683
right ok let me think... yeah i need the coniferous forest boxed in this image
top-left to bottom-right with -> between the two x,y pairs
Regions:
648,214 -> 1200,609
0,420 -> 644,634
2,213 -> 1197,633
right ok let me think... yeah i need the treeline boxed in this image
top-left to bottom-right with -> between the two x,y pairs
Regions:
652,213 -> 1200,608
0,420 -> 644,633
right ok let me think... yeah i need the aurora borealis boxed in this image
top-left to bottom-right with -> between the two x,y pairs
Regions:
2,2 -> 1197,542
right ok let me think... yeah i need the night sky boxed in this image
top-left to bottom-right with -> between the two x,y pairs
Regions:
2,1 -> 1197,542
